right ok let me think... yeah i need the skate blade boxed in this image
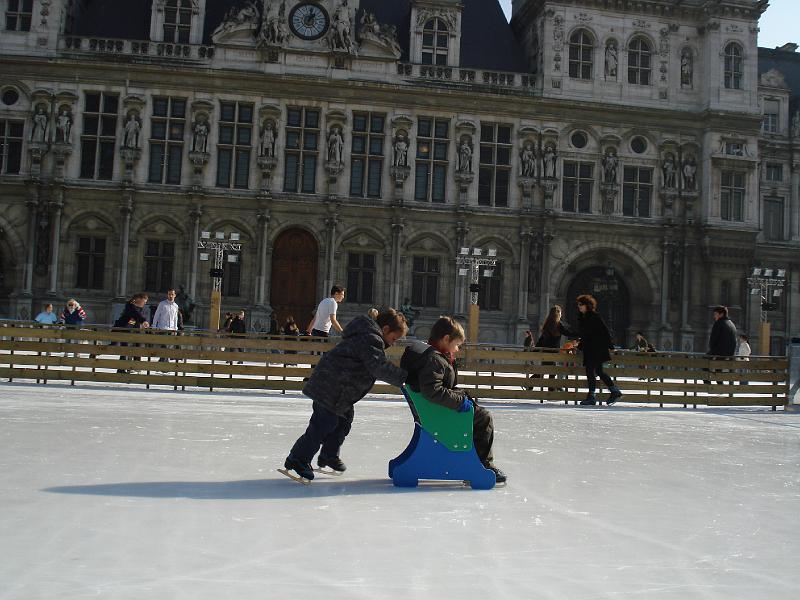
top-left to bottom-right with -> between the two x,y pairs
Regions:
313,468 -> 344,476
277,468 -> 312,485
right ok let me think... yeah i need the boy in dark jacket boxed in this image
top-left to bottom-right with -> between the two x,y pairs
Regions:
400,316 -> 506,484
283,309 -> 408,481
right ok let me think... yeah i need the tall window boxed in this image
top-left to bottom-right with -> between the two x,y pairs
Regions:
80,92 -> 118,180
76,236 -> 106,289
216,101 -> 253,189
568,29 -> 593,79
143,240 -> 175,292
622,167 -> 653,217
764,197 -> 784,241
5,0 -> 32,31
415,117 -> 449,203
763,99 -> 780,133
765,163 -> 783,182
562,161 -> 593,213
627,37 -> 652,86
0,119 -> 23,174
163,0 -> 192,44
284,107 -> 320,193
720,171 -> 744,222
148,97 -> 186,185
223,256 -> 241,297
478,262 -> 502,311
346,252 -> 376,304
421,18 -> 448,66
478,123 -> 511,207
724,43 -> 743,90
411,256 -> 439,307
350,113 -> 384,198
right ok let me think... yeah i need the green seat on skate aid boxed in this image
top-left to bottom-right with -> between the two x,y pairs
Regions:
388,385 -> 496,490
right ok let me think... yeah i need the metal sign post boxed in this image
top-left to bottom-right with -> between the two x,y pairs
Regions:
746,267 -> 786,356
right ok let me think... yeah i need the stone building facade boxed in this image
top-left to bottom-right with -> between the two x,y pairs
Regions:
0,0 -> 797,350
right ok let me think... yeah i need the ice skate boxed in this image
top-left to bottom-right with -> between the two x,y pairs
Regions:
607,385 -> 622,405
315,455 -> 346,476
278,455 -> 314,484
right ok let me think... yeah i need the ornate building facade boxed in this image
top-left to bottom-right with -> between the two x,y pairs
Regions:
0,0 -> 797,350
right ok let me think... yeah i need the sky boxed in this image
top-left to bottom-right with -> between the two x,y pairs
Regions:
498,0 -> 798,50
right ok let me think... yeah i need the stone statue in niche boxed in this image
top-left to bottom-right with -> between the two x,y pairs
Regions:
55,107 -> 73,144
122,112 -> 142,148
680,48 -> 693,87
261,0 -> 287,46
192,114 -> 210,153
542,144 -> 557,179
31,104 -> 49,143
327,126 -> 344,164
393,131 -> 409,167
330,0 -> 356,53
520,142 -> 536,178
682,154 -> 697,191
457,137 -> 473,173
605,40 -> 618,78
259,120 -> 276,157
662,153 -> 677,189
601,148 -> 618,184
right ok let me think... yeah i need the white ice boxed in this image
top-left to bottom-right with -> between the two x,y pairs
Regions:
1,382 -> 799,600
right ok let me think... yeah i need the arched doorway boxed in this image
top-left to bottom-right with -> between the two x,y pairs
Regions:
270,228 -> 318,328
565,266 -> 631,347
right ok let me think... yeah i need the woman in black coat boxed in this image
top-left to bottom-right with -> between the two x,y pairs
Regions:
112,293 -> 150,373
576,294 -> 622,406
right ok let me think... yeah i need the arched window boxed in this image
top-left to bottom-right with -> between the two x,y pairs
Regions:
568,29 -> 594,79
422,19 -> 449,66
163,0 -> 192,44
627,37 -> 652,86
724,42 -> 743,89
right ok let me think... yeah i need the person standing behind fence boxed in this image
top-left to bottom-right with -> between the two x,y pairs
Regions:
113,293 -> 150,373
35,303 -> 59,325
707,306 -> 737,357
535,305 -> 576,387
736,333 -> 751,386
576,294 -> 622,406
59,299 -> 86,326
152,288 -> 180,363
307,285 -> 345,337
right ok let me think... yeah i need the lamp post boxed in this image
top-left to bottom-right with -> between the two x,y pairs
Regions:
198,231 -> 242,331
456,246 -> 497,343
747,267 -> 786,356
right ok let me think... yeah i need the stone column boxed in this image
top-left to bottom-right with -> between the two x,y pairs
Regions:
47,195 -> 64,295
116,198 -> 133,299
791,159 -> 800,241
323,215 -> 338,294
22,196 -> 38,295
254,209 -> 271,307
538,232 -> 554,317
517,228 -> 532,320
453,221 -> 469,315
187,205 -> 202,299
390,219 -> 404,307
679,240 -> 694,352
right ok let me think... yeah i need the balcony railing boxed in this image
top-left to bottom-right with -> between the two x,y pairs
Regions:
61,36 -> 215,61
397,63 -> 535,92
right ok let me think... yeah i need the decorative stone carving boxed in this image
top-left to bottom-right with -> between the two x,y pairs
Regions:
659,27 -> 670,57
601,147 -> 618,184
389,115 -> 413,195
542,143 -> 557,179
122,110 -> 142,149
31,103 -> 49,143
416,8 -> 457,30
661,152 -> 677,189
259,0 -> 288,47
54,106 -> 73,144
457,135 -> 473,173
681,154 -> 697,191
259,119 -> 276,158
359,11 -> 401,57
393,130 -> 409,168
213,0 -> 259,40
680,48 -> 693,88
520,142 -> 537,178
792,110 -> 800,138
330,0 -> 356,54
604,40 -> 618,79
191,113 -> 210,153
552,15 -> 564,72
327,125 -> 344,166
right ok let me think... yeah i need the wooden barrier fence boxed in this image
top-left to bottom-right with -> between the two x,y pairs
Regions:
0,323 -> 790,409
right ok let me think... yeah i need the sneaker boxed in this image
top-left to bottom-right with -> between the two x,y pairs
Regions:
284,455 -> 314,480
485,464 -> 507,484
317,455 -> 347,473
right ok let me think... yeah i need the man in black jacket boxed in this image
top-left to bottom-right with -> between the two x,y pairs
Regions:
283,309 -> 408,481
707,305 -> 738,356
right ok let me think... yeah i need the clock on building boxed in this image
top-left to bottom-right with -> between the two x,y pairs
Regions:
289,3 -> 330,40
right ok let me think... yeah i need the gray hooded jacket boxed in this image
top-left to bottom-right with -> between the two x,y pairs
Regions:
302,315 -> 407,416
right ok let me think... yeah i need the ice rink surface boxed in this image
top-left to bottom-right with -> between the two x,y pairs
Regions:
1,382 -> 798,600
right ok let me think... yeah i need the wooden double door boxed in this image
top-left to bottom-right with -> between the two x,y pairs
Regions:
270,228 -> 318,330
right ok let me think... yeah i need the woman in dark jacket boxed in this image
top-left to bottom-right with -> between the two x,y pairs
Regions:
530,305 -> 575,388
113,293 -> 150,373
576,294 -> 622,406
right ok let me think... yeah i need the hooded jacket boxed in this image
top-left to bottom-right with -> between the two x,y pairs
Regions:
400,340 -> 465,411
302,315 -> 407,417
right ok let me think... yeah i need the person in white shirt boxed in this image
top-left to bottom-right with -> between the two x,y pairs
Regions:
307,286 -> 345,337
151,288 -> 181,363
736,333 -> 751,386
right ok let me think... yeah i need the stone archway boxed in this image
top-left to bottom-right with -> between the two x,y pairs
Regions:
565,266 -> 631,347
270,228 -> 318,328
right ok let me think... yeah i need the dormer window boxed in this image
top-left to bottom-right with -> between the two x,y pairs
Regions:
164,0 -> 192,44
422,19 -> 449,66
6,0 -> 32,32
724,42 -> 743,89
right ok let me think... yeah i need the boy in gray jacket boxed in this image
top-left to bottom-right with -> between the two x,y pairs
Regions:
283,309 -> 408,481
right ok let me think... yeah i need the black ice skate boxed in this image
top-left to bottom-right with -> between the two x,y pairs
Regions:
484,463 -> 507,485
278,455 -> 314,484
316,455 -> 346,475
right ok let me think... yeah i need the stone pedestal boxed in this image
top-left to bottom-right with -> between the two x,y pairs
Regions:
257,154 -> 278,193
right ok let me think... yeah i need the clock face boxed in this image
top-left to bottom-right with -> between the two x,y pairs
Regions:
289,3 -> 330,40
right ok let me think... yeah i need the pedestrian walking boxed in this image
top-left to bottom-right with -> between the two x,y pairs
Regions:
704,305 -> 738,385
307,285 -> 345,337
282,309 -> 408,482
34,303 -> 59,325
575,294 -> 622,406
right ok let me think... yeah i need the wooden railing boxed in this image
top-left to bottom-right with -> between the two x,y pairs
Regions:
0,323 -> 790,409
